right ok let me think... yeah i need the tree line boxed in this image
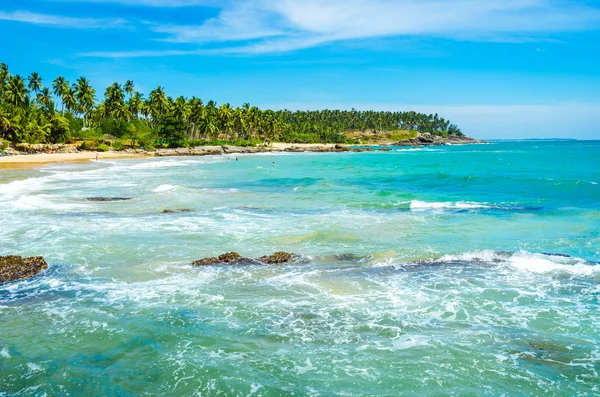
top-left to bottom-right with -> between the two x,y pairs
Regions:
0,63 -> 463,149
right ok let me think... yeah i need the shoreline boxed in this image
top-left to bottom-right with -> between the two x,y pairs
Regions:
0,152 -> 146,169
0,137 -> 484,168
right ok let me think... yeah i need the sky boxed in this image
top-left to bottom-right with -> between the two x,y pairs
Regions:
1,0 -> 600,139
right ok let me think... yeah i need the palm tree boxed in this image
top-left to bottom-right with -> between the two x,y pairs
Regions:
128,92 -> 143,120
148,86 -> 169,127
27,72 -> 43,94
52,76 -> 69,112
74,77 -> 95,127
63,88 -> 77,115
112,101 -> 131,122
124,80 -> 135,98
5,75 -> 29,106
188,97 -> 203,140
37,87 -> 54,111
0,63 -> 9,96
172,96 -> 191,126
218,103 -> 233,140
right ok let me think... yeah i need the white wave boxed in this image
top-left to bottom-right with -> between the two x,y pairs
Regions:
439,250 -> 599,276
127,160 -> 189,170
12,194 -> 85,211
508,251 -> 599,275
438,249 -> 500,263
410,200 -> 490,211
153,184 -> 177,193
0,175 -> 53,197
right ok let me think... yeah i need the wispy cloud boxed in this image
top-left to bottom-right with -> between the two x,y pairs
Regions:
76,0 -> 600,57
0,10 -> 127,29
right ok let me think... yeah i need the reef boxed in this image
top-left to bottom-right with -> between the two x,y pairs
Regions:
86,197 -> 132,202
192,251 -> 294,266
0,256 -> 48,283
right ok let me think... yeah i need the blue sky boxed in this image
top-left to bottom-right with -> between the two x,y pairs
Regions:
1,0 -> 600,139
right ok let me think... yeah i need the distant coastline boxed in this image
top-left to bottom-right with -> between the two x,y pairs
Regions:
1,63 -> 469,160
0,133 -> 484,168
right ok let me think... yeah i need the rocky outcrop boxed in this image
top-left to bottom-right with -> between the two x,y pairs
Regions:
0,256 -> 48,283
259,251 -> 293,264
13,143 -> 80,154
394,133 -> 483,147
192,251 -> 294,266
193,252 -> 243,266
161,209 -> 193,213
87,197 -> 131,202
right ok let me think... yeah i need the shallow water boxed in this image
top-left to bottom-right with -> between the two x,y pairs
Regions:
1,141 -> 599,396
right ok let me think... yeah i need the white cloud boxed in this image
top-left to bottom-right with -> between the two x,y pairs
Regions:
0,10 -> 127,29
73,0 -> 600,57
154,0 -> 600,53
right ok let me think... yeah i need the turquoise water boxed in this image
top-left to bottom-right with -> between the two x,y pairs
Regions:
1,141 -> 599,396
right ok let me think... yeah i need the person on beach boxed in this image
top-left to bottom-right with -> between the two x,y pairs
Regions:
96,153 -> 99,161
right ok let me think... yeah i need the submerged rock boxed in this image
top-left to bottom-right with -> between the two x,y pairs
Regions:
259,251 -> 293,264
0,256 -> 48,283
192,251 -> 294,266
87,197 -> 131,202
161,209 -> 193,213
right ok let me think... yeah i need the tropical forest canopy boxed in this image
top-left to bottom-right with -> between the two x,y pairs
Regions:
0,63 -> 463,149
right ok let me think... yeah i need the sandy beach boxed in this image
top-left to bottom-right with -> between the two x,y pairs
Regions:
0,143 -> 343,169
0,151 -> 146,169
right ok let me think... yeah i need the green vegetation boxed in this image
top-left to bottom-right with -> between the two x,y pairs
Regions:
0,63 -> 463,148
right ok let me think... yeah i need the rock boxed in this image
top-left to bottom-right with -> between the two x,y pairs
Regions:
161,209 -> 192,213
86,197 -> 131,202
259,251 -> 293,264
202,146 -> 225,154
218,252 -> 242,262
192,251 -> 244,266
192,257 -> 220,266
156,148 -> 180,157
0,256 -> 48,283
191,251 -> 293,266
223,145 -> 243,154
175,148 -> 191,155
394,133 -> 483,147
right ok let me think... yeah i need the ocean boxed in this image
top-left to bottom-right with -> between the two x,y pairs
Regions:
1,140 -> 599,396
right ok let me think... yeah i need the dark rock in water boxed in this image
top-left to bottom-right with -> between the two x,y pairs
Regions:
0,256 -> 48,283
161,209 -> 193,214
192,251 -> 293,266
192,257 -> 220,266
87,197 -> 131,202
192,252 -> 243,266
219,252 -> 242,262
540,252 -> 572,258
335,253 -> 367,262
259,251 -> 293,264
